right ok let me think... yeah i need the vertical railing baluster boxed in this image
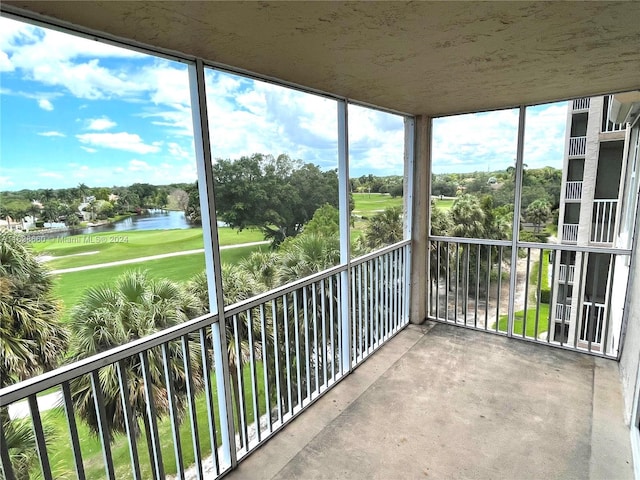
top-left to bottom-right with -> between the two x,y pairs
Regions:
293,292 -> 302,411
162,343 -> 185,478
351,264 -> 357,363
367,260 -> 372,353
534,249 -> 543,341
231,315 -> 248,449
548,250 -> 557,345
328,277 -> 335,381
259,304 -> 272,433
312,282 -> 319,396
141,351 -> 165,480
303,287 -> 311,404
199,327 -> 220,475
62,381 -> 87,480
115,363 -> 141,480
454,243 -> 460,323
464,245 -> 470,323
0,419 -> 17,480
337,273 -> 344,375
90,371 -> 116,480
436,240 -> 441,321
485,244 -> 491,331
283,294 -> 293,414
358,263 -> 363,361
320,279 -> 327,387
446,242 -> 450,322
271,299 -> 283,423
475,243 -> 481,328
523,248 -> 531,338
246,310 -> 261,442
496,246 -> 503,332
603,253 -> 616,356
28,394 -> 53,480
181,335 -> 204,479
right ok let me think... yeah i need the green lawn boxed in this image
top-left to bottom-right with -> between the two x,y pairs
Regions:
432,198 -> 454,211
53,245 -> 268,319
352,193 -> 402,216
35,228 -> 264,270
45,362 -> 267,479
493,303 -> 550,338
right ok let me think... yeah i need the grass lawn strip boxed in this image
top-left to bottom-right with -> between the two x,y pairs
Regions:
36,228 -> 264,270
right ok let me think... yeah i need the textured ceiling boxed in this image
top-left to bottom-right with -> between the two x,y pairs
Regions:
3,1 -> 640,116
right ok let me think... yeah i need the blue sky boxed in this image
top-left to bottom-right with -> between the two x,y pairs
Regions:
0,16 -> 567,191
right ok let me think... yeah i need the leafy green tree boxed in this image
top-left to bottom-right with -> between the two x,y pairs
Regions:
303,204 -> 339,238
212,154 -> 339,245
69,271 -> 203,453
184,182 -> 201,224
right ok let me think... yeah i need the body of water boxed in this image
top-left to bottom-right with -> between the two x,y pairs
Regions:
105,209 -> 192,232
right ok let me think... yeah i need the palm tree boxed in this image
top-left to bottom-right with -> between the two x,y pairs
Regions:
69,270 -> 203,457
0,230 -> 68,478
187,266 -> 263,447
0,230 -> 68,388
358,207 -> 403,252
278,233 -> 340,284
450,194 -> 486,239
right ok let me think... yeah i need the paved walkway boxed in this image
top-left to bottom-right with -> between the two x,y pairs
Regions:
48,241 -> 269,275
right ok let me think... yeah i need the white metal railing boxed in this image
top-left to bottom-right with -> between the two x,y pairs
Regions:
562,224 -> 579,242
0,242 -> 410,480
555,303 -> 571,322
427,236 -> 629,358
580,301 -> 605,344
602,95 -> 627,133
565,181 -> 583,201
572,97 -> 590,111
569,136 -> 587,157
591,199 -> 618,244
558,264 -> 575,283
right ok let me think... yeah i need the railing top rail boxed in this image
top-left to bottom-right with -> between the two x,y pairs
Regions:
428,236 -> 630,255
428,236 -> 511,247
350,239 -> 410,267
0,311 -> 219,406
593,198 -> 619,203
224,240 -> 408,316
516,241 -> 631,255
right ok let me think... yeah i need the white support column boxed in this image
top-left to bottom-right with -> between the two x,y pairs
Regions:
338,100 -> 352,374
409,115 -> 431,324
404,117 -> 415,323
507,106 -> 526,337
188,60 -> 237,469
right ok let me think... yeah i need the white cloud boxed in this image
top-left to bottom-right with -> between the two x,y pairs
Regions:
38,98 -> 53,111
0,51 -> 13,72
39,171 -> 63,179
167,142 -> 192,160
432,103 -> 568,173
76,132 -> 161,154
80,146 -> 97,153
38,131 -> 65,137
128,159 -> 151,171
0,176 -> 15,188
87,117 -> 116,131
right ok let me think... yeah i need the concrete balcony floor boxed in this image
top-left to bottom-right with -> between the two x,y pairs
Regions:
227,323 -> 633,480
